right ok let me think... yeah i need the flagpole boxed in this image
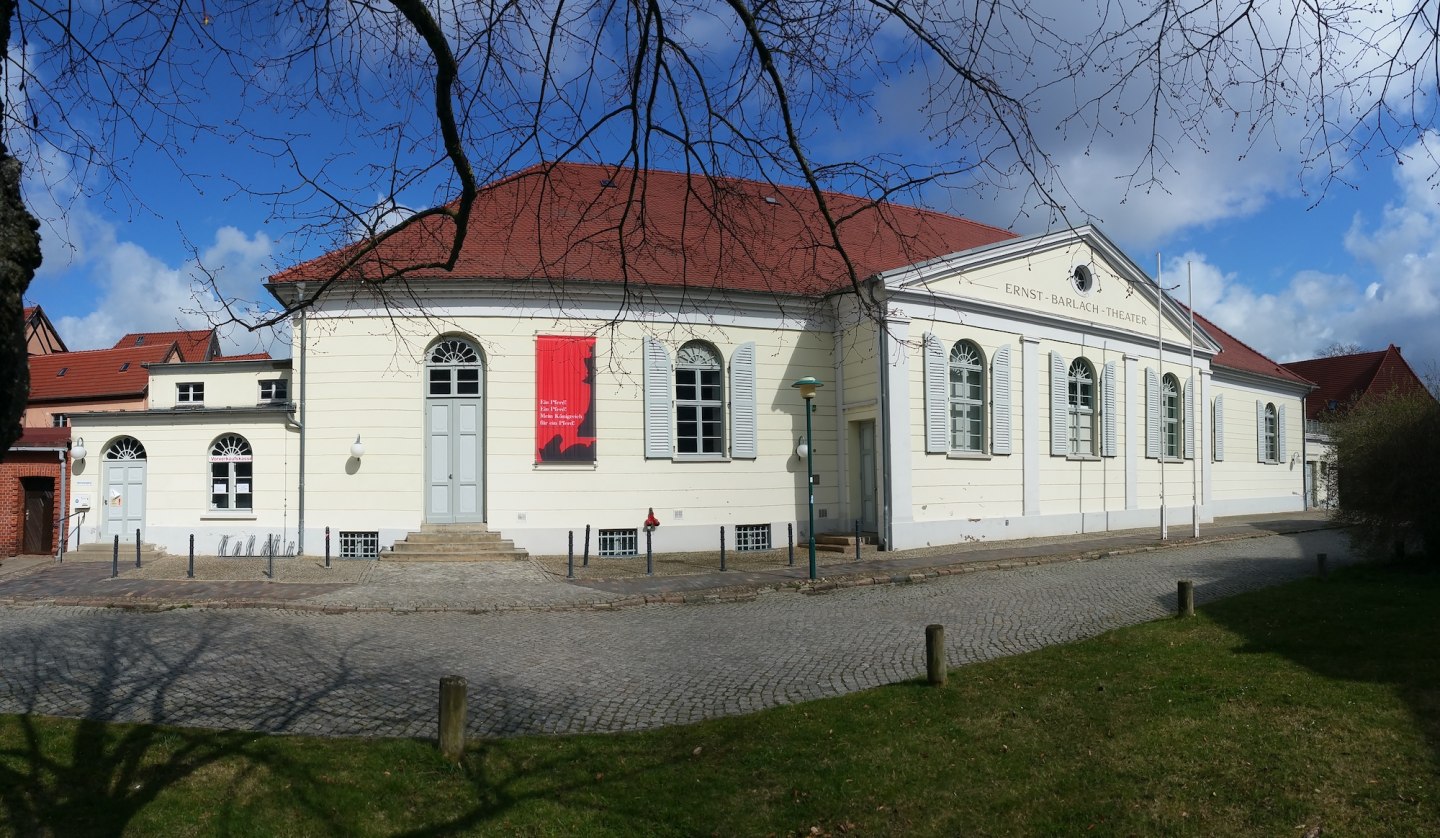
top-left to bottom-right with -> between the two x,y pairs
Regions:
1189,261 -> 1199,538
1156,253 -> 1166,540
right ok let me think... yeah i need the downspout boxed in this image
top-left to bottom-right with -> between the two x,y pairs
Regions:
55,449 -> 66,561
1301,394 -> 1309,510
877,314 -> 893,551
296,284 -> 308,554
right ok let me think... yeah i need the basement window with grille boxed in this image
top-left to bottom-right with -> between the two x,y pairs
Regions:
339,531 -> 379,559
735,523 -> 772,552
598,528 -> 638,558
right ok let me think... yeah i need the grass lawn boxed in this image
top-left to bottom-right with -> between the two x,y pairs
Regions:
3,562 -> 1438,836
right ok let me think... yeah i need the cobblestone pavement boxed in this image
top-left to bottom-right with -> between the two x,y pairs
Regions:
0,528 -> 1351,739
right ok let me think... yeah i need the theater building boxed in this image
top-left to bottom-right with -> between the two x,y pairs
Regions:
65,164 -> 1311,559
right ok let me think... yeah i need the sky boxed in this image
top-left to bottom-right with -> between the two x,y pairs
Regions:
13,2 -> 1440,383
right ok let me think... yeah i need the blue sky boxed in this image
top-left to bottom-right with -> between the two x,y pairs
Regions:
15,3 -> 1440,382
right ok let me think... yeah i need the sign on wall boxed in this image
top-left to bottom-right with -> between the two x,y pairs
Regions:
536,335 -> 596,463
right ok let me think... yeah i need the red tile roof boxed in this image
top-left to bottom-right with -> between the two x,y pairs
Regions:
12,427 -> 71,448
1282,345 -> 1432,419
272,162 -> 1017,295
1189,310 -> 1313,387
214,352 -> 273,362
28,343 -> 179,402
114,330 -> 218,362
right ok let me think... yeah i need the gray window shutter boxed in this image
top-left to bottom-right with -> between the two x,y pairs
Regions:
729,342 -> 757,459
1184,376 -> 1196,459
1102,361 -> 1117,457
1050,352 -> 1068,456
924,332 -> 947,454
1213,394 -> 1225,461
1278,403 -> 1287,463
1255,400 -> 1265,463
643,336 -> 672,458
991,344 -> 1012,455
1145,368 -> 1160,459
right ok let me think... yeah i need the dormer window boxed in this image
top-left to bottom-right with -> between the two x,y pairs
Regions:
119,362 -> 130,372
56,367 -> 67,377
177,382 -> 204,406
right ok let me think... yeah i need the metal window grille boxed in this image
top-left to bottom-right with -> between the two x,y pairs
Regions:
598,528 -> 638,557
735,523 -> 771,552
339,531 -> 379,559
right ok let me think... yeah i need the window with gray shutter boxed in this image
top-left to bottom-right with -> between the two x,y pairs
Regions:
991,344 -> 1012,455
1278,403 -> 1287,463
643,337 -> 672,458
1256,400 -> 1266,463
1050,352 -> 1068,456
924,332 -> 948,454
1213,394 -> 1225,461
1184,376 -> 1196,459
729,342 -> 758,459
1145,368 -> 1161,459
1102,361 -> 1117,457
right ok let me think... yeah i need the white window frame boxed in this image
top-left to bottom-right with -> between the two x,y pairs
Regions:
1068,358 -> 1097,456
1162,373 -> 1181,460
258,378 -> 289,403
177,382 -> 205,406
209,434 -> 253,511
1263,403 -> 1279,463
948,340 -> 985,453
674,341 -> 724,457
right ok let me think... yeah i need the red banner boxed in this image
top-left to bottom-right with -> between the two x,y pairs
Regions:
536,336 -> 596,463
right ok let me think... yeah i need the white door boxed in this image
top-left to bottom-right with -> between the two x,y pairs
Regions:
102,437 -> 147,543
858,421 -> 878,532
425,338 -> 485,523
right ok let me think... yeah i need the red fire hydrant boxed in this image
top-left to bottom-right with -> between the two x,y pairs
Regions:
644,507 -> 660,532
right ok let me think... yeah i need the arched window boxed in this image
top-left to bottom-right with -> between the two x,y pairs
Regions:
948,340 -> 985,452
1068,358 -> 1096,455
209,434 -> 253,511
1263,403 -> 1279,462
1162,373 -> 1182,459
105,436 -> 146,460
428,337 -> 482,397
674,341 -> 723,455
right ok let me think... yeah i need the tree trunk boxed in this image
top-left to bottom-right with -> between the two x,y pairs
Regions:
0,0 -> 44,456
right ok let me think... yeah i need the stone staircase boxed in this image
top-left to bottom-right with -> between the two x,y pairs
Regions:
382,523 -> 529,562
814,532 -> 877,554
66,540 -> 168,564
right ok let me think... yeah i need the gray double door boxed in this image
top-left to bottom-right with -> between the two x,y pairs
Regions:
103,437 -> 147,542
425,338 -> 485,523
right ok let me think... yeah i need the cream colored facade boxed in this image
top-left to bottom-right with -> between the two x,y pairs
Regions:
66,226 -> 1309,558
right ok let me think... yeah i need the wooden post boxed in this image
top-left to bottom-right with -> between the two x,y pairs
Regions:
925,624 -> 946,686
1177,580 -> 1195,618
1317,552 -> 1328,579
438,675 -> 467,762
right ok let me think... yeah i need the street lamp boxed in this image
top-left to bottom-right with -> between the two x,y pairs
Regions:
791,375 -> 824,580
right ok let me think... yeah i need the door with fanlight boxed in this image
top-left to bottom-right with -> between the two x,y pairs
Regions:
425,337 -> 485,523
102,436 -> 147,543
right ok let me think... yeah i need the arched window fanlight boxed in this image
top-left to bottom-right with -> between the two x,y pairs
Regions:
104,437 -> 147,460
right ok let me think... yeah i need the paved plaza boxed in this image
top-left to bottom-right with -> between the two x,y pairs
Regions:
0,526 -> 1351,739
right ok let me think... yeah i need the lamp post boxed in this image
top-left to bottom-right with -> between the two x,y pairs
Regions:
791,376 -> 824,580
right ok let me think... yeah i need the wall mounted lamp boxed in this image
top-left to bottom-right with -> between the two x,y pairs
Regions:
71,437 -> 87,462
350,435 -> 365,459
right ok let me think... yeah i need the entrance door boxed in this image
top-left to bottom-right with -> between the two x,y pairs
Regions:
21,478 -> 53,554
102,436 -> 147,543
425,338 -> 485,523
858,421 -> 878,532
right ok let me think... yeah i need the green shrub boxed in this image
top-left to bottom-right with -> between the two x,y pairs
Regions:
1326,389 -> 1440,559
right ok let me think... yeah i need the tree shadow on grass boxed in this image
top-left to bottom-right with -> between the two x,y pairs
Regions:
1203,559 -> 1440,766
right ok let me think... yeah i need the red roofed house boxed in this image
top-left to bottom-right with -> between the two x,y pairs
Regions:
4,308 -> 260,556
1282,344 -> 1435,507
65,163 -> 1310,559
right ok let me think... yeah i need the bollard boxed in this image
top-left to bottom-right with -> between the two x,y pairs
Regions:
135,529 -> 141,568
1317,552 -> 1328,579
188,534 -> 195,579
1177,580 -> 1195,618
325,526 -> 332,569
438,675 -> 468,762
112,534 -> 119,578
567,530 -> 575,579
646,528 -> 654,576
583,524 -> 591,567
926,624 -> 946,686
720,527 -> 726,571
788,522 -> 795,567
267,542 -> 274,580
855,519 -> 861,562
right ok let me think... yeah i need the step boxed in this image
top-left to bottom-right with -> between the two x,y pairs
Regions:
389,540 -> 520,554
815,534 -> 876,547
418,523 -> 492,534
66,541 -> 168,562
381,549 -> 529,562
397,532 -> 514,546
